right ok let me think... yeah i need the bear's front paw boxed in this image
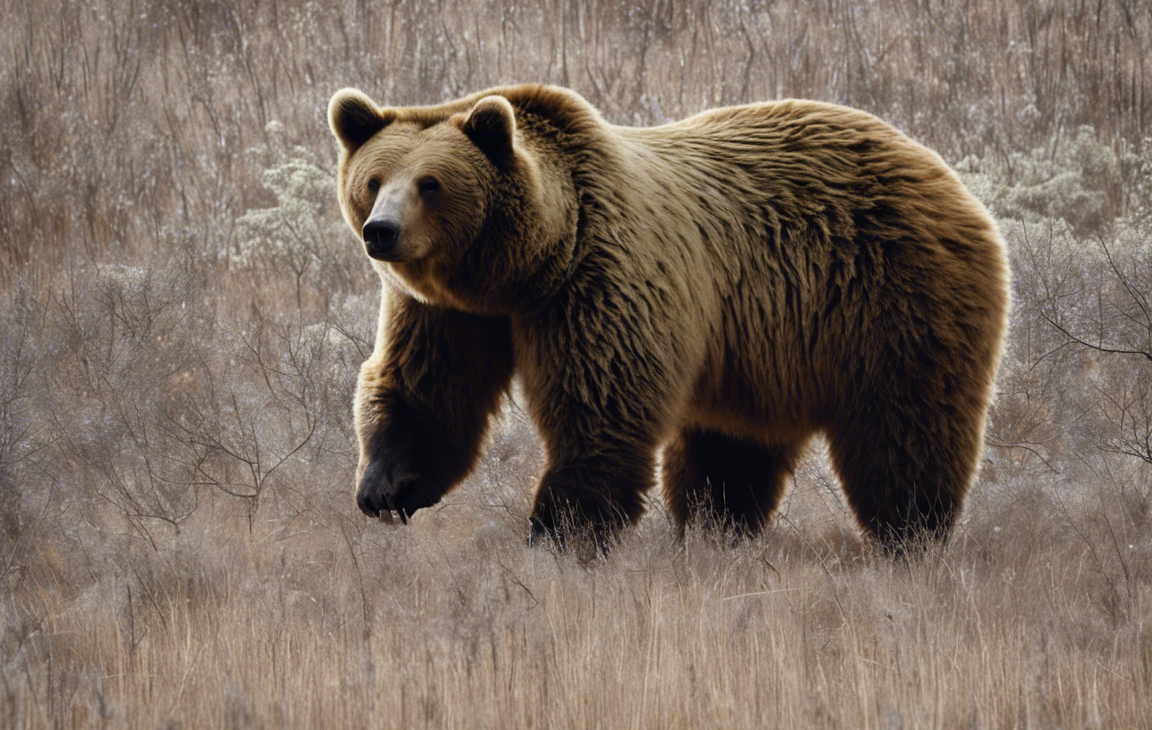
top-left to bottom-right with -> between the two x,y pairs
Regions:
356,456 -> 439,524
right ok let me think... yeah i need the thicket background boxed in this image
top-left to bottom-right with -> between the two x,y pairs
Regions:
2,1 -> 1151,727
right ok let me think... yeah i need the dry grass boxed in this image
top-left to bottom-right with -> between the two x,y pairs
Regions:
4,466 -> 1152,729
3,0 -> 1152,727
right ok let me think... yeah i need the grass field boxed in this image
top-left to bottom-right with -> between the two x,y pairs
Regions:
2,1 -> 1151,727
6,461 -> 1151,728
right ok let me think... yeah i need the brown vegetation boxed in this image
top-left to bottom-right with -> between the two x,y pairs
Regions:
1,0 -> 1151,727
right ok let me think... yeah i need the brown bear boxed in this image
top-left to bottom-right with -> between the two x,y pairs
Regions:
327,85 -> 1010,551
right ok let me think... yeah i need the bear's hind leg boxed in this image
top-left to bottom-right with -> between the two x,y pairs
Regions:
827,404 -> 980,552
662,428 -> 804,536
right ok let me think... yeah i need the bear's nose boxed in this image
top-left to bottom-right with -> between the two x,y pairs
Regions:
363,219 -> 401,260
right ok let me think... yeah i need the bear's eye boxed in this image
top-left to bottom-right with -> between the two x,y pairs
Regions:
366,178 -> 381,196
417,177 -> 440,195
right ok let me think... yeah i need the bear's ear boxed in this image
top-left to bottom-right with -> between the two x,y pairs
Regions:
463,96 -> 517,169
329,89 -> 393,152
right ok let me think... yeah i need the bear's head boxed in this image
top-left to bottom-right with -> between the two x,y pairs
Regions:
328,89 -> 577,313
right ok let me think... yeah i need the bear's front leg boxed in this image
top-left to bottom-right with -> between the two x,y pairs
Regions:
516,278 -> 694,548
520,345 -> 675,546
355,290 -> 514,521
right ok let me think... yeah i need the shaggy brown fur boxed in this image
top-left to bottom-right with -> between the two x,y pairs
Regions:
328,85 -> 1010,550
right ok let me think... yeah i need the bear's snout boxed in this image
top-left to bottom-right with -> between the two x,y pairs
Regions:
363,218 -> 401,261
